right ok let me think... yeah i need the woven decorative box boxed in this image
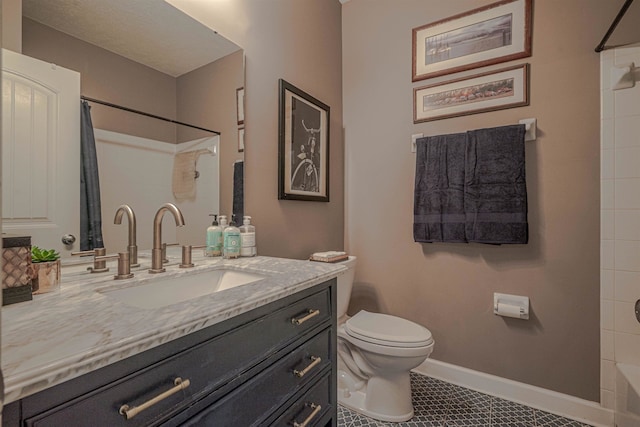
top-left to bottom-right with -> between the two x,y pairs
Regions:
2,234 -> 33,305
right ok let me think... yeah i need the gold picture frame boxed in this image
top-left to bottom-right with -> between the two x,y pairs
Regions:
413,64 -> 529,123
412,0 -> 532,81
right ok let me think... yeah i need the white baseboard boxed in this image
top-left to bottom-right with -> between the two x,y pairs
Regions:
413,359 -> 614,427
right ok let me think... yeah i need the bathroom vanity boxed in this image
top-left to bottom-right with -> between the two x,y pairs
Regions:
1,255 -> 344,426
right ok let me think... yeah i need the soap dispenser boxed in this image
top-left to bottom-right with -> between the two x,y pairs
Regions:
240,215 -> 256,257
223,215 -> 241,259
219,215 -> 229,232
205,214 -> 222,257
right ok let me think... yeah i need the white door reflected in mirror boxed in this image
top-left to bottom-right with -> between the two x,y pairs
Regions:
2,49 -> 80,256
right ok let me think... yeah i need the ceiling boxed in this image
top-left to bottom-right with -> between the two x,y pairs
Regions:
21,0 -> 241,77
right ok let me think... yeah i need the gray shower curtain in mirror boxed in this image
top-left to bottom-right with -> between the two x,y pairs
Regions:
80,101 -> 104,250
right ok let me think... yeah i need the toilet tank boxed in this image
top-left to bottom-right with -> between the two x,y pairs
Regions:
336,256 -> 357,319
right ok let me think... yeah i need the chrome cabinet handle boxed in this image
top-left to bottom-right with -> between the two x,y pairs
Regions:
292,403 -> 322,427
293,356 -> 321,378
119,377 -> 190,420
291,309 -> 320,325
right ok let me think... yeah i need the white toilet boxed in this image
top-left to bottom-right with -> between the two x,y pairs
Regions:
335,256 -> 434,422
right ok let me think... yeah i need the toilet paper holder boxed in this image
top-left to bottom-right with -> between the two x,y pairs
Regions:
493,293 -> 529,320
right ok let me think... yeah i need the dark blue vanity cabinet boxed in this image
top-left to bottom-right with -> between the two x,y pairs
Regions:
3,279 -> 337,427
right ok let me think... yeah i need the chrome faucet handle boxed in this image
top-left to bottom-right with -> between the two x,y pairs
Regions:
162,242 -> 180,263
95,252 -> 134,280
71,247 -> 109,273
180,245 -> 206,268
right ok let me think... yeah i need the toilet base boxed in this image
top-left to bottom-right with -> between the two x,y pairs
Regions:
337,369 -> 414,422
338,388 -> 414,422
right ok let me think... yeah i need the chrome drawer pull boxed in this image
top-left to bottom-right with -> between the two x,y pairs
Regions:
293,356 -> 322,378
119,377 -> 190,420
292,403 -> 322,427
291,309 -> 320,325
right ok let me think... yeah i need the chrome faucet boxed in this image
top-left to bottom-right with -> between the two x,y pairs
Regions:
149,203 -> 185,273
114,204 -> 139,268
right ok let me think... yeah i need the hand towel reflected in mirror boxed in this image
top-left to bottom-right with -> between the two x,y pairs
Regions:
172,149 -> 210,201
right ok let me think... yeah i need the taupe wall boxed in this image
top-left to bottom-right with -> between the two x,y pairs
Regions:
177,50 -> 244,220
21,0 -> 346,259
22,18 -> 177,143
22,19 -> 244,225
11,0 -> 612,403
343,0 -> 616,401
2,0 -> 21,53
172,0 -> 345,259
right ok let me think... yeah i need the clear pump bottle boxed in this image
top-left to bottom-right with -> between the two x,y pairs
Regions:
240,216 -> 256,257
205,214 -> 222,257
223,215 -> 241,259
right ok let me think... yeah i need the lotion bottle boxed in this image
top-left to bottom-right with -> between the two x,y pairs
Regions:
240,216 -> 257,257
205,214 -> 222,257
223,215 -> 241,259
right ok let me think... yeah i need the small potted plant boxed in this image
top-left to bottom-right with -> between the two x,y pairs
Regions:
30,246 -> 61,294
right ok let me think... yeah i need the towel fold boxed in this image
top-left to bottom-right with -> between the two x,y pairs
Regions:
172,149 -> 209,201
413,132 -> 467,243
464,124 -> 528,244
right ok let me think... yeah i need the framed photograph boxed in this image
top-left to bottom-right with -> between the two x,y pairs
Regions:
414,63 -> 529,123
412,0 -> 532,81
238,126 -> 245,152
278,79 -> 330,202
236,87 -> 245,125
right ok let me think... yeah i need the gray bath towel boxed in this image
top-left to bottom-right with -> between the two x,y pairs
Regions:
414,133 -> 467,243
233,160 -> 244,222
464,124 -> 528,244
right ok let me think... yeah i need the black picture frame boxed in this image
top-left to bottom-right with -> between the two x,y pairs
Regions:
236,87 -> 245,125
278,79 -> 330,202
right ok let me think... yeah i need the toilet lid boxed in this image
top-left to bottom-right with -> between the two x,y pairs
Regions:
345,310 -> 433,348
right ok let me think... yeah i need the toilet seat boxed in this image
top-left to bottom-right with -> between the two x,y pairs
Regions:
344,310 -> 433,348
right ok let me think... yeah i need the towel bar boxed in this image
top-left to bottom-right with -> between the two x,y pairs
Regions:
411,118 -> 538,152
518,118 -> 537,141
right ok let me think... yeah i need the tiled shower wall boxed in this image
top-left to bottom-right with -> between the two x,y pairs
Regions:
600,44 -> 640,410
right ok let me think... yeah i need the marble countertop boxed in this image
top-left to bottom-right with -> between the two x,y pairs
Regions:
1,252 -> 346,404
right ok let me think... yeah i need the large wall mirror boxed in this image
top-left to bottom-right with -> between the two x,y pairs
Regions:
3,0 -> 244,256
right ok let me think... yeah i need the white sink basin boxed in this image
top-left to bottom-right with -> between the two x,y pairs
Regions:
100,269 -> 266,309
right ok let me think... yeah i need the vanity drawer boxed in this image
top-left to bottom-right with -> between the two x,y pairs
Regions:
24,288 -> 331,426
270,374 -> 332,427
179,329 -> 331,427
253,285 -> 331,351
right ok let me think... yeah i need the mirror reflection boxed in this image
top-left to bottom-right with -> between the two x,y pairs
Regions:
2,0 -> 244,257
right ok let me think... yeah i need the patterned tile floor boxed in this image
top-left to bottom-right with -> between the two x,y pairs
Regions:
337,373 -> 594,427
